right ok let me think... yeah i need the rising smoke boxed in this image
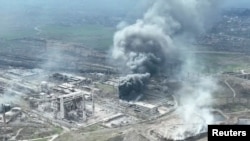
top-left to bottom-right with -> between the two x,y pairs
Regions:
112,0 -> 222,138
118,73 -> 150,101
113,0 -> 221,101
113,0 -> 220,68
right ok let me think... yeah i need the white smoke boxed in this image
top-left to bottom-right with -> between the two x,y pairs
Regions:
112,0 -> 222,138
174,77 -> 218,138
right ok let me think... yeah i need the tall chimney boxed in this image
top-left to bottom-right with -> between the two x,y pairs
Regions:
92,90 -> 95,115
2,104 -> 6,141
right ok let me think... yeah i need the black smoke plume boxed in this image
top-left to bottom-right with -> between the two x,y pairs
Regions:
118,73 -> 150,101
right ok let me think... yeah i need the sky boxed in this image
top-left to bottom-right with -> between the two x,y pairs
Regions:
224,0 -> 250,8
0,0 -> 148,15
0,0 -> 250,29
0,0 -> 250,19
0,0 -> 250,15
0,0 -> 149,28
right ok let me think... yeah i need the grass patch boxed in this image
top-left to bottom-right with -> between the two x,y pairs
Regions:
195,53 -> 250,73
81,124 -> 103,132
95,83 -> 117,94
0,27 -> 37,40
0,24 -> 115,51
107,135 -> 124,141
230,104 -> 247,112
40,24 -> 115,51
54,133 -> 74,141
55,132 -> 115,141
34,139 -> 48,141
53,126 -> 63,134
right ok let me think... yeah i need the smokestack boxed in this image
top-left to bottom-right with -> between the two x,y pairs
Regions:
60,98 -> 64,119
82,94 -> 86,111
2,104 -> 6,141
92,89 -> 95,114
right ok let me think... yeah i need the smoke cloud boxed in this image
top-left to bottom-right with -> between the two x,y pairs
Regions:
112,0 -> 223,138
118,73 -> 150,101
112,0 -> 221,73
113,0 -> 221,100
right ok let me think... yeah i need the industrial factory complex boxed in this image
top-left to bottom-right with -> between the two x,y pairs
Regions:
1,39 -> 250,141
0,63 -> 178,140
2,1 -> 250,141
